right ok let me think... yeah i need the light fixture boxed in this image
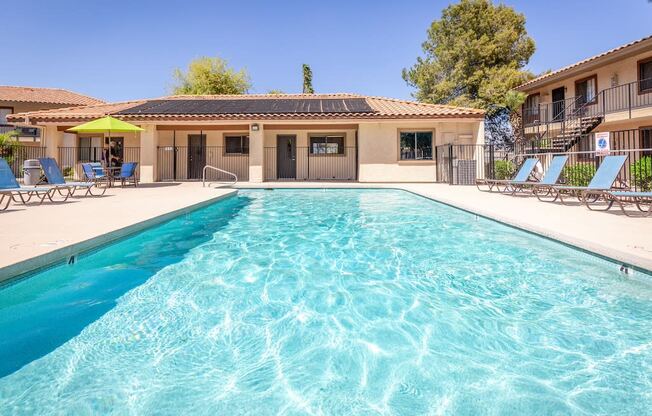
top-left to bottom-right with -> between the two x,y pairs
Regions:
251,123 -> 259,131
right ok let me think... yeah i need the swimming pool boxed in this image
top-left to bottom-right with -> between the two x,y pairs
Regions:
0,189 -> 650,415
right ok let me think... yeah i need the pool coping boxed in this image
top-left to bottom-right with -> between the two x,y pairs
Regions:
235,184 -> 652,275
0,190 -> 238,284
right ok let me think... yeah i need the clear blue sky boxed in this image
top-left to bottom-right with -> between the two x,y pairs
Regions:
1,0 -> 650,102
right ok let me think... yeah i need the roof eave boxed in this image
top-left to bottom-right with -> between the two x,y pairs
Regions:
516,36 -> 652,92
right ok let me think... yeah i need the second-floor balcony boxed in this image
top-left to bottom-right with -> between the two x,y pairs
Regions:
523,78 -> 652,127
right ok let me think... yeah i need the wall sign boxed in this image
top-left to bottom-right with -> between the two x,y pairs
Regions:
595,132 -> 610,156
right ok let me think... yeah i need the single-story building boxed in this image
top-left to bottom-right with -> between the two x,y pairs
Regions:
0,85 -> 104,142
6,93 -> 485,183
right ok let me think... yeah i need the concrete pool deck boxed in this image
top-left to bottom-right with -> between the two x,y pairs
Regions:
1,181 -> 651,281
0,183 -> 236,281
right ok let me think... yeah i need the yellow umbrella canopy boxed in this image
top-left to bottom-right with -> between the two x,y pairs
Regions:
67,116 -> 144,133
68,116 -> 143,168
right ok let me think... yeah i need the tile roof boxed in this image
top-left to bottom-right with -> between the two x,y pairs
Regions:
7,94 -> 484,123
516,35 -> 652,91
0,86 -> 104,106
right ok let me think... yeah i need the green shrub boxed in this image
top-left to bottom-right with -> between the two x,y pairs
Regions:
562,163 -> 597,187
494,160 -> 516,180
631,156 -> 652,191
62,166 -> 74,178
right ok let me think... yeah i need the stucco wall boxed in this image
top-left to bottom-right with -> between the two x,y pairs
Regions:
263,128 -> 357,180
357,120 -> 483,182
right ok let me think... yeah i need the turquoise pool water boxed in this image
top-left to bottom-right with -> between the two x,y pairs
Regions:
0,189 -> 650,415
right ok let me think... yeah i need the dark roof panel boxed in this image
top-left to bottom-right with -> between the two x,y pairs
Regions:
116,98 -> 375,115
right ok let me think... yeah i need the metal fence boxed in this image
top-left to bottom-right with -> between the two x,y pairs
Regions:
523,78 -> 652,129
511,130 -> 651,191
264,146 -> 357,181
0,145 -> 47,181
435,144 -> 499,185
58,147 -> 140,180
157,146 -> 250,182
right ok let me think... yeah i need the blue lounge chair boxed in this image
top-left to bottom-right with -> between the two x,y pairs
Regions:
0,158 -> 67,210
477,158 -> 539,192
534,155 -> 628,204
113,162 -> 138,187
39,158 -> 106,197
504,155 -> 569,196
592,191 -> 652,217
82,162 -> 111,186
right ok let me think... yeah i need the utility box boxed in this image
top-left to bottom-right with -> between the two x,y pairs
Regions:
453,159 -> 477,185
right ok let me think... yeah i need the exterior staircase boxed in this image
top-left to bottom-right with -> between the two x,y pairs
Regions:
523,97 -> 603,153
546,115 -> 602,152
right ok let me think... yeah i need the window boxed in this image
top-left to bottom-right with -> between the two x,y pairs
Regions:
310,135 -> 344,155
641,128 -> 652,157
575,75 -> 597,105
523,93 -> 540,125
225,135 -> 249,154
639,58 -> 652,93
0,107 -> 12,125
399,131 -> 433,160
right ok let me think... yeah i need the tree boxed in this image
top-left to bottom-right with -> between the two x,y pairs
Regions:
267,89 -> 285,95
302,64 -> 314,94
402,0 -> 535,114
172,56 -> 251,95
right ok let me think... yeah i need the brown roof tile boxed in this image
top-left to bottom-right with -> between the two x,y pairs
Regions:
7,93 -> 484,123
0,85 -> 104,106
516,35 -> 652,91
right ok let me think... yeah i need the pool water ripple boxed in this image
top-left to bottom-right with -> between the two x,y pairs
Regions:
0,189 -> 651,415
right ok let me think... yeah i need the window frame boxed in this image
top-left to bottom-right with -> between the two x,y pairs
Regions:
308,133 -> 346,156
522,93 -> 541,125
574,74 -> 598,106
638,56 -> 652,95
223,133 -> 250,155
397,129 -> 435,162
0,106 -> 14,126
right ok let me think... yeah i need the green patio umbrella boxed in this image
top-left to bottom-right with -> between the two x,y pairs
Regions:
68,116 -> 144,168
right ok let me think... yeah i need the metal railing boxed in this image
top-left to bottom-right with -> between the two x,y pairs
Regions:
511,129 -> 652,191
524,78 -> 652,129
157,146 -> 250,182
435,144 -> 501,185
0,145 -> 47,181
264,146 -> 357,181
58,146 -> 140,180
202,165 -> 237,187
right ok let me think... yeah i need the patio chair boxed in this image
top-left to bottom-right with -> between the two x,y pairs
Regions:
113,162 -> 138,187
476,158 -> 539,192
39,158 -> 107,197
0,158 -> 68,210
533,155 -> 628,205
504,155 -> 569,196
589,191 -> 652,217
82,162 -> 112,186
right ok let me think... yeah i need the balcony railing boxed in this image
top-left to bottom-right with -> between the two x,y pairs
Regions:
523,78 -> 652,128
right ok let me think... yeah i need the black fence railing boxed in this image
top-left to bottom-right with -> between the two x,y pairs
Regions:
435,144 -> 502,185
157,146 -> 250,181
523,78 -> 652,129
263,146 -> 357,181
511,129 -> 652,192
58,147 -> 140,180
0,145 -> 47,181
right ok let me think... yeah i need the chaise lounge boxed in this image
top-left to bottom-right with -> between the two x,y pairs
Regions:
504,155 -> 569,196
0,158 -> 68,210
476,158 -> 539,192
39,158 -> 107,197
533,155 -> 628,205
